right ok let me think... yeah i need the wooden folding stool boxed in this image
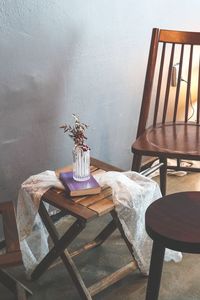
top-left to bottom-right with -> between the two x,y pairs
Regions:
31,158 -> 161,299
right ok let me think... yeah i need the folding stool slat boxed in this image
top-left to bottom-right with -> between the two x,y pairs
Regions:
78,188 -> 112,207
88,197 -> 114,216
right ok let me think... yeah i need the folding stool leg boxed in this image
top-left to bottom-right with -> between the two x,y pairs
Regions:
68,219 -> 117,259
16,283 -> 28,300
0,269 -> 32,299
110,210 -> 138,262
0,240 -> 6,250
60,247 -> 92,300
31,202 -> 86,280
0,269 -> 18,294
32,202 -> 92,300
93,219 -> 117,244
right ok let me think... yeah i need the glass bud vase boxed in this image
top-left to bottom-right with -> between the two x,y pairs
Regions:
72,146 -> 90,181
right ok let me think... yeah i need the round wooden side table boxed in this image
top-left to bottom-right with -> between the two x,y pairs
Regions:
145,191 -> 200,300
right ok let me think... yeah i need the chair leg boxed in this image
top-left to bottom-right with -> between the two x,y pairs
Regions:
0,269 -> 32,298
32,202 -> 91,299
132,153 -> 142,172
16,283 -> 28,300
31,218 -> 85,280
159,157 -> 167,195
177,158 -> 181,168
145,241 -> 165,300
60,248 -> 92,300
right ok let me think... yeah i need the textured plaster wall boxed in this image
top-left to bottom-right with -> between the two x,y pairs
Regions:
1,0 -> 200,202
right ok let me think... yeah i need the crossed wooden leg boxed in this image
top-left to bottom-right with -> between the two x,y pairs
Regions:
31,201 -> 138,299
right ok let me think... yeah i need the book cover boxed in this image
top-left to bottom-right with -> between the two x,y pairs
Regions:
59,172 -> 101,197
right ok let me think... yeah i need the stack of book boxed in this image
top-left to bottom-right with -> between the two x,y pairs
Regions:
59,172 -> 101,197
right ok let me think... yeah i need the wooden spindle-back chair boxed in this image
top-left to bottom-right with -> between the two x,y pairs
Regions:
132,28 -> 200,195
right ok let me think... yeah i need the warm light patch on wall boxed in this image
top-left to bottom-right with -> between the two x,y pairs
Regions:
169,45 -> 200,122
147,43 -> 200,126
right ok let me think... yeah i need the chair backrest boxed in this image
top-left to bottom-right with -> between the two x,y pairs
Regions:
137,28 -> 200,137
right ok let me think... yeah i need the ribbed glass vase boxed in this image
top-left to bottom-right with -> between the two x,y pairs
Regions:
72,146 -> 90,181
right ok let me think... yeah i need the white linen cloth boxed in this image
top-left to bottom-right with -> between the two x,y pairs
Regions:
17,169 -> 182,275
16,170 -> 65,275
95,171 -> 182,275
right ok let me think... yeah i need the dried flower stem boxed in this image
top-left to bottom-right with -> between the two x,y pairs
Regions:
60,114 -> 89,151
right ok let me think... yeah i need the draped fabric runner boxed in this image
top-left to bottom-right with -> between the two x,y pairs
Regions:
17,170 -> 182,275
95,171 -> 182,275
17,170 -> 65,274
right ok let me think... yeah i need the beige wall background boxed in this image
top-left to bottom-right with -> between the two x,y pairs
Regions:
1,0 -> 200,202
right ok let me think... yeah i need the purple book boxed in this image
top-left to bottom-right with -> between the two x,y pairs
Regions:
59,172 -> 101,197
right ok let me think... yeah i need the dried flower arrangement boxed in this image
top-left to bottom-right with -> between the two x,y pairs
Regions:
60,114 -> 90,151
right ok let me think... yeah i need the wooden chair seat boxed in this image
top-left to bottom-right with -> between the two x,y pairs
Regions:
0,201 -> 32,299
133,122 -> 200,158
145,192 -> 200,300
